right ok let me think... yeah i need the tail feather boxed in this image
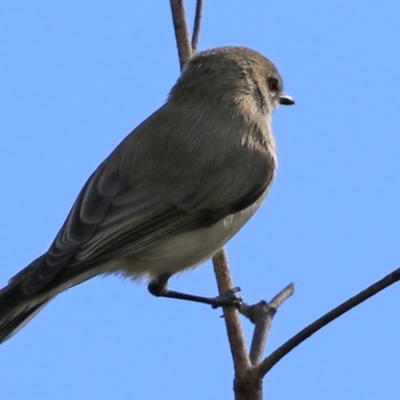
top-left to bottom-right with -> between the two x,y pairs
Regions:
0,260 -> 102,344
0,284 -> 52,344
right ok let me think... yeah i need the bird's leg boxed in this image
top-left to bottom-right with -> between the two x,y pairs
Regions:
147,274 -> 242,309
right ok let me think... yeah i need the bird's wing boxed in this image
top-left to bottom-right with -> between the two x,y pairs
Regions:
17,102 -> 272,294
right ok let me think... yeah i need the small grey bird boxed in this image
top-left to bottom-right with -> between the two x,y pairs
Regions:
0,46 -> 293,344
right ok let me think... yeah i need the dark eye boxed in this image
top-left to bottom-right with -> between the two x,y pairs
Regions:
267,77 -> 279,94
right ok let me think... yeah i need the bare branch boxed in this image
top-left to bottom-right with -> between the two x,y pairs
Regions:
191,0 -> 203,53
234,368 -> 263,400
240,283 -> 295,365
243,301 -> 274,366
269,283 -> 295,309
257,268 -> 400,377
169,0 -> 193,69
212,249 -> 251,373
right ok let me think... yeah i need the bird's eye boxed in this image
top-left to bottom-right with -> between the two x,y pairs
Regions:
267,77 -> 279,95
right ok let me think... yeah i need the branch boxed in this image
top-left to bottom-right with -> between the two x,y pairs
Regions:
257,267 -> 400,377
169,0 -> 193,68
212,249 -> 251,373
240,283 -> 295,366
191,0 -> 203,53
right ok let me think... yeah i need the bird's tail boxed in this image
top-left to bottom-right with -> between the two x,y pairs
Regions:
0,283 -> 53,344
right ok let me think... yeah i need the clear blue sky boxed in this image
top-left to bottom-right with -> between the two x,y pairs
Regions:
1,2 -> 399,399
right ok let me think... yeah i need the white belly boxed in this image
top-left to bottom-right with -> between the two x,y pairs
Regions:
111,200 -> 262,281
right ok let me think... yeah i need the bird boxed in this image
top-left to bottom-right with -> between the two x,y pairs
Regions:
0,46 -> 294,344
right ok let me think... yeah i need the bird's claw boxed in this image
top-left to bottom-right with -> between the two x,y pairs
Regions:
211,287 -> 243,309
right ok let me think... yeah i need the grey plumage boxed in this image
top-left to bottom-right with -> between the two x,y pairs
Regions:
0,46 -> 293,343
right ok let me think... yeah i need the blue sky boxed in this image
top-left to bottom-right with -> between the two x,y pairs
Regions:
1,2 -> 399,399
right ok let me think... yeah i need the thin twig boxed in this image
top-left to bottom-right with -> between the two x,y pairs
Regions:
240,283 -> 295,365
244,301 -> 274,366
169,0 -> 193,68
191,0 -> 203,53
212,249 -> 251,373
269,283 -> 295,309
257,268 -> 400,377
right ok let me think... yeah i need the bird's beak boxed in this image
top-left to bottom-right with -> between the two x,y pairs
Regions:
279,93 -> 295,105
